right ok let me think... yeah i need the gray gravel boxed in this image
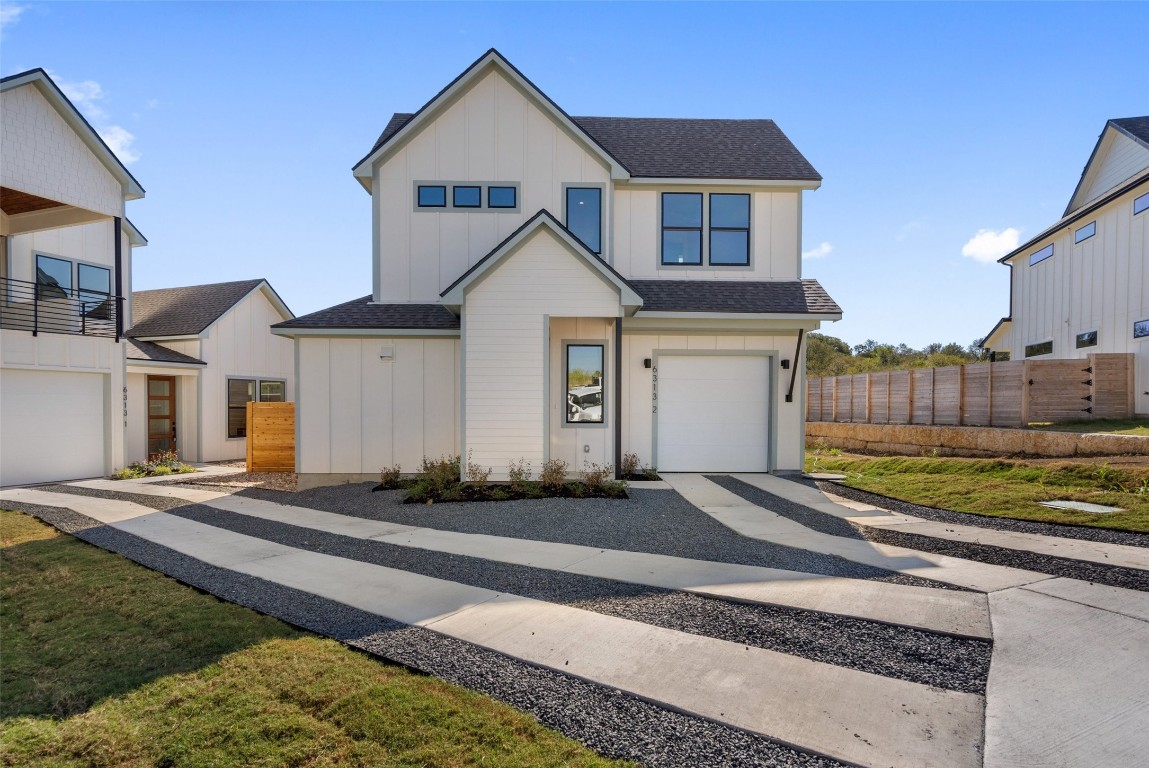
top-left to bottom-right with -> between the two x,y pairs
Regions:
164,502 -> 991,694
813,480 -> 1149,549
231,483 -> 956,590
8,502 -> 848,768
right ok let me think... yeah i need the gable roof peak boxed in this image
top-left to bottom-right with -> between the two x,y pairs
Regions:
129,278 -> 293,338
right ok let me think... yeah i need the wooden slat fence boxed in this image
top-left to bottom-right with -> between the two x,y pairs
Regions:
246,401 -> 295,472
807,353 -> 1134,427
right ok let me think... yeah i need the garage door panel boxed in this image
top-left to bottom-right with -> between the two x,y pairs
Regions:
656,355 -> 769,472
1,369 -> 105,485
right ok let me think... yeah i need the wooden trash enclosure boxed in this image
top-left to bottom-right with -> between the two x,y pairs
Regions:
807,353 -> 1135,427
246,401 -> 295,472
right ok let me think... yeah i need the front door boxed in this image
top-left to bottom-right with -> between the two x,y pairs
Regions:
147,375 -> 176,457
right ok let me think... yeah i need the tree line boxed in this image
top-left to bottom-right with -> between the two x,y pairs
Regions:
806,333 -> 989,378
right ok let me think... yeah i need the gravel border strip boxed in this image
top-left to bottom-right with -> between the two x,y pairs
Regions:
4,502 -> 848,768
162,502 -> 990,694
812,480 -> 1149,549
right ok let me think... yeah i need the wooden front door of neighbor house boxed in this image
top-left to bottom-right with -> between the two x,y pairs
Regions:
147,376 -> 176,457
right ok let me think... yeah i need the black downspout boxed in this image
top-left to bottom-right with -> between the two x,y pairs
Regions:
785,329 -> 805,403
113,216 -> 123,342
614,317 -> 623,479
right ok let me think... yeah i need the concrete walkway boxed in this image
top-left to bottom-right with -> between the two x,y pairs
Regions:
661,473 -> 1051,592
1,484 -> 992,639
1,484 -> 984,768
734,473 -> 1149,572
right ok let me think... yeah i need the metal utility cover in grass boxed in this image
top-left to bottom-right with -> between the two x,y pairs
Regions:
1039,500 -> 1125,514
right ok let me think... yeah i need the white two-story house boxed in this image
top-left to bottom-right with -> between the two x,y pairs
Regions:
1,69 -> 146,486
273,50 -> 841,485
982,116 -> 1148,416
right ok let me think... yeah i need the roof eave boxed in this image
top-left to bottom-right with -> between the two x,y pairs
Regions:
619,177 -> 821,189
634,310 -> 842,321
271,326 -> 460,338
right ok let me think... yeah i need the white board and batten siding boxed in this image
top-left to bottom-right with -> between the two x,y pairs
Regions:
1072,130 -> 1149,212
296,337 -> 459,475
622,333 -> 806,472
548,317 -> 614,471
374,68 -> 611,303
465,228 -> 623,479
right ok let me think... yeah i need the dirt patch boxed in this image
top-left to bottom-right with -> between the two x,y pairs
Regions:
170,461 -> 299,492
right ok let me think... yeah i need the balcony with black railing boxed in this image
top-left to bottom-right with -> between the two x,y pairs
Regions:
0,277 -> 122,339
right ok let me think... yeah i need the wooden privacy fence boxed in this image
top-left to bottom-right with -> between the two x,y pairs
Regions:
807,353 -> 1134,427
246,402 -> 295,472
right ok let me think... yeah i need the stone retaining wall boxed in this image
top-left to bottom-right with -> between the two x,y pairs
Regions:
806,421 -> 1148,458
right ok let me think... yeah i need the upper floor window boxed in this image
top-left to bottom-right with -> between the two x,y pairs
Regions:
709,194 -> 750,266
565,187 -> 602,254
488,186 -> 517,209
36,254 -> 72,299
1075,330 -> 1098,349
1074,221 -> 1096,244
1134,192 -> 1149,216
1135,319 -> 1149,339
453,186 -> 481,208
661,192 -> 751,266
1028,244 -> 1053,266
417,185 -> 446,208
661,193 -> 703,265
1024,340 -> 1053,357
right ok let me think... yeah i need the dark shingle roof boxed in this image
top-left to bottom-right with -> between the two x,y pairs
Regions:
372,113 -> 819,181
1112,116 -> 1149,147
631,279 -> 840,315
130,279 -> 266,337
273,296 -> 460,330
125,338 -> 205,365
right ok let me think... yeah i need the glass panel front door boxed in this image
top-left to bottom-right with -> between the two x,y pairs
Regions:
146,376 -> 176,456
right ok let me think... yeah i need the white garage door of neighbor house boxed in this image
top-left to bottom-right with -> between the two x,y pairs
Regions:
0,369 -> 106,486
656,355 -> 770,472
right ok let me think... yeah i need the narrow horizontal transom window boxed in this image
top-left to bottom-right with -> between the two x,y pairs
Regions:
488,186 -> 517,208
662,193 -> 703,265
1135,320 -> 1149,339
417,185 -> 446,208
1075,330 -> 1098,349
1025,340 -> 1053,357
1074,221 -> 1096,244
1134,192 -> 1149,216
566,344 -> 604,424
1028,244 -> 1054,266
453,186 -> 481,208
709,193 -> 750,266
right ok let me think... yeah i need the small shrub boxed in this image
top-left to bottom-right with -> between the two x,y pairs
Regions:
582,461 -> 612,493
150,465 -> 173,476
465,450 -> 491,488
620,452 -> 640,478
176,465 -> 197,474
111,466 -> 145,480
379,464 -> 402,488
603,480 -> 629,497
507,458 -> 532,493
418,454 -> 461,494
539,459 -> 568,491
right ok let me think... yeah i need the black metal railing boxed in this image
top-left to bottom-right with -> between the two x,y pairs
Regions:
0,276 -> 121,340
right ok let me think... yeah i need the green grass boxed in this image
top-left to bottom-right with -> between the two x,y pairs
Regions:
0,510 -> 632,767
1028,418 -> 1149,437
804,453 -> 1149,533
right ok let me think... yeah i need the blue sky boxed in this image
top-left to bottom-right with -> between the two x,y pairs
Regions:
2,2 -> 1145,349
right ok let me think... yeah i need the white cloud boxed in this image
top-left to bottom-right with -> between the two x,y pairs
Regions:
53,72 -> 141,164
97,125 -> 140,164
0,3 -> 26,31
802,242 -> 833,260
961,228 -> 1020,263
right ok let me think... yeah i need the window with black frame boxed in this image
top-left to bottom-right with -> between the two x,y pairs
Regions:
709,193 -> 750,265
35,254 -> 71,300
566,344 -> 604,424
566,187 -> 602,254
78,263 -> 112,319
661,193 -> 703,265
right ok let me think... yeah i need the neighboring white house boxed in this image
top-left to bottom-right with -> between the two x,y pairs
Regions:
1,69 -> 145,486
273,49 -> 841,485
982,116 -> 1149,416
125,279 -> 295,463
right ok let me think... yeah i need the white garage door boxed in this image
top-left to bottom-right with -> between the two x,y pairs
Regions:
1,369 -> 106,486
656,355 -> 770,472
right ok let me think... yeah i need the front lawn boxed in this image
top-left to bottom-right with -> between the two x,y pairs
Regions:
804,452 -> 1149,533
0,509 -> 631,767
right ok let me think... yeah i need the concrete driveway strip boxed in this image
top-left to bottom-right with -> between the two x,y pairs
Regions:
104,511 -> 983,768
663,474 -> 1049,592
0,487 -> 157,524
200,491 -> 992,638
735,473 -> 1149,572
983,587 -> 1149,768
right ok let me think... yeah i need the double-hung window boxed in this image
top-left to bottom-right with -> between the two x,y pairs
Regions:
227,378 -> 286,438
661,192 -> 751,266
565,187 -> 602,254
661,193 -> 704,265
